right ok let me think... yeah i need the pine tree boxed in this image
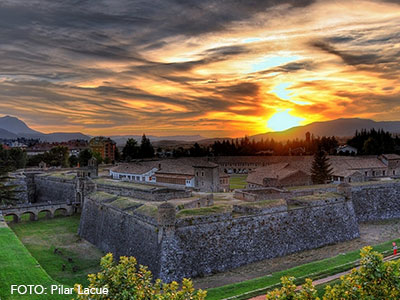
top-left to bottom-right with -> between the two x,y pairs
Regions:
139,134 -> 154,158
311,150 -> 333,184
0,146 -> 18,206
122,138 -> 139,161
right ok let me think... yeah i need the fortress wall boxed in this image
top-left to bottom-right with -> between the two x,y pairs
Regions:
77,180 -> 400,282
34,176 -> 76,204
159,199 -> 359,282
78,197 -> 161,276
96,184 -> 191,201
351,182 -> 400,221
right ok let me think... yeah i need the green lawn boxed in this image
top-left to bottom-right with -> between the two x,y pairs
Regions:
8,215 -> 103,288
229,175 -> 247,190
0,222 -> 70,300
205,238 -> 400,300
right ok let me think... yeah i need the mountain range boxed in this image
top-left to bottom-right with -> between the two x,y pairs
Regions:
0,116 -> 206,144
1,115 -> 400,144
251,118 -> 400,142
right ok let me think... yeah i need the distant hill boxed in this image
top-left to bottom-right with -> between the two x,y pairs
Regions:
251,118 -> 400,142
0,115 -> 90,142
2,115 -> 400,144
0,115 -> 41,135
0,128 -> 18,139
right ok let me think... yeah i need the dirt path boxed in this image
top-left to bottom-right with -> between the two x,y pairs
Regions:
194,219 -> 400,290
248,254 -> 399,300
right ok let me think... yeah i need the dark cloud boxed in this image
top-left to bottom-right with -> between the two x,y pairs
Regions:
1,0 -> 400,135
217,82 -> 260,97
311,40 -> 381,65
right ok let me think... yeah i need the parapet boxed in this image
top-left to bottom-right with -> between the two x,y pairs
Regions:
337,182 -> 352,199
157,202 -> 176,226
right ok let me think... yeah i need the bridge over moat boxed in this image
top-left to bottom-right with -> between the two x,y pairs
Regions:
0,203 -> 77,223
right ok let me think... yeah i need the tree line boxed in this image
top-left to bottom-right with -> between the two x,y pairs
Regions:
171,135 -> 339,158
347,128 -> 400,155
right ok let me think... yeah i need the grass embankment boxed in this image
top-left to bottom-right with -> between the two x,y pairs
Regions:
206,238 -> 400,300
0,221 -> 69,300
8,215 -> 103,288
229,175 -> 247,190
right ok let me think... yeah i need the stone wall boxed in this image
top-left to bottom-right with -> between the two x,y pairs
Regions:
79,192 -> 359,282
96,184 -> 191,201
34,175 -> 76,204
158,197 -> 359,282
75,179 -> 400,282
351,182 -> 400,221
78,196 -> 161,276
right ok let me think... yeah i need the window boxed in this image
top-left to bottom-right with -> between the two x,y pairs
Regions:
365,171 -> 368,176
196,172 -> 199,176
394,170 -> 396,175
201,171 -> 205,176
372,171 -> 376,176
383,170 -> 386,176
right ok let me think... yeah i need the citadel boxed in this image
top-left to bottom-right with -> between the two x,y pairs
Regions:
3,155 -> 400,282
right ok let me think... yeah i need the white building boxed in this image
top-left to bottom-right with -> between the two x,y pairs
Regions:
110,163 -> 158,183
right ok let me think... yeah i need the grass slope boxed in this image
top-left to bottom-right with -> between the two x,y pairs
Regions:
206,238 -> 400,300
0,222 -> 69,300
229,175 -> 247,190
9,215 -> 103,288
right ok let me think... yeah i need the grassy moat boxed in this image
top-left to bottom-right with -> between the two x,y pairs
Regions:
8,215 -> 103,288
2,212 -> 400,300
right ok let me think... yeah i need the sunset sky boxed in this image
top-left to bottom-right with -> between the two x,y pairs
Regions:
0,0 -> 399,137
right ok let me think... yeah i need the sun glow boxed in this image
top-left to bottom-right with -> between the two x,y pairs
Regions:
267,109 -> 304,132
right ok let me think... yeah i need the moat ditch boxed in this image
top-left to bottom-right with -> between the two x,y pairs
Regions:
194,218 -> 400,289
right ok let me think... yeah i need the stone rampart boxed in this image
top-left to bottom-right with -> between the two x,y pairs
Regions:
79,190 -> 359,282
96,184 -> 191,201
351,181 -> 400,221
34,175 -> 76,204
159,197 -> 359,281
78,195 -> 161,276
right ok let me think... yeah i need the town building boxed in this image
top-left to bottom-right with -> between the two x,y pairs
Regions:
245,154 -> 400,188
109,158 -> 229,192
379,154 -> 400,177
110,163 -> 157,183
246,161 -> 312,188
89,136 -> 116,162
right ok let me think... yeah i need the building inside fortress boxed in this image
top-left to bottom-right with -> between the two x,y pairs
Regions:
5,155 -> 400,282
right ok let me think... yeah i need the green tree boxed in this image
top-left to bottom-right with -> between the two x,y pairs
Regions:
45,146 -> 69,167
78,149 -> 93,167
266,277 -> 319,300
324,247 -> 400,299
264,247 -> 400,300
122,138 -> 139,161
92,151 -> 103,164
311,150 -> 333,184
9,148 -> 27,169
69,155 -> 79,167
114,147 -> 121,162
0,146 -> 18,205
139,134 -> 154,158
74,253 -> 206,300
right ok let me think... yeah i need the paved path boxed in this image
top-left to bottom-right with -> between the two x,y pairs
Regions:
248,254 -> 399,300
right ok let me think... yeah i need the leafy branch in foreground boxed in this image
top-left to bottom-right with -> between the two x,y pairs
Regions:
265,246 -> 400,300
74,253 -> 206,300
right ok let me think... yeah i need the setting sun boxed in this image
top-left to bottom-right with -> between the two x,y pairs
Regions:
267,109 -> 304,132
